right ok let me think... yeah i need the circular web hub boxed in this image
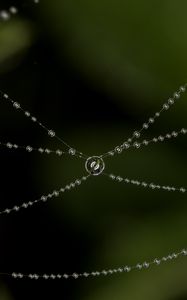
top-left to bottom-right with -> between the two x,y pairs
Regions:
85,156 -> 105,176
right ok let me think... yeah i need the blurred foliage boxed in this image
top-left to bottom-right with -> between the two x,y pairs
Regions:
0,0 -> 187,300
43,0 -> 187,108
0,20 -> 34,72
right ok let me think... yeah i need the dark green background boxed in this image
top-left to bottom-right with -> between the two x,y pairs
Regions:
0,0 -> 187,299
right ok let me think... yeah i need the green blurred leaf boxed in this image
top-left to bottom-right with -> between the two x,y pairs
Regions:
0,20 -> 34,72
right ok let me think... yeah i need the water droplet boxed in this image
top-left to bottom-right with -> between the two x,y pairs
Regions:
85,156 -> 105,176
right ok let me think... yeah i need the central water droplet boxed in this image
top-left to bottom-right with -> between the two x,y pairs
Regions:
85,156 -> 105,176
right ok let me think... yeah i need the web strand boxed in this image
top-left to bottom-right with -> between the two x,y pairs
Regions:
0,175 -> 90,215
101,83 -> 187,158
104,173 -> 186,193
0,141 -> 87,160
1,248 -> 186,280
0,90 -> 87,159
122,128 -> 187,150
1,128 -> 185,158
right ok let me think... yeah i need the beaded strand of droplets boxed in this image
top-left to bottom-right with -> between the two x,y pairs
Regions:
1,248 -> 185,280
105,173 -> 186,193
0,128 -> 186,157
0,91 -> 87,159
101,84 -> 187,158
0,175 -> 90,216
